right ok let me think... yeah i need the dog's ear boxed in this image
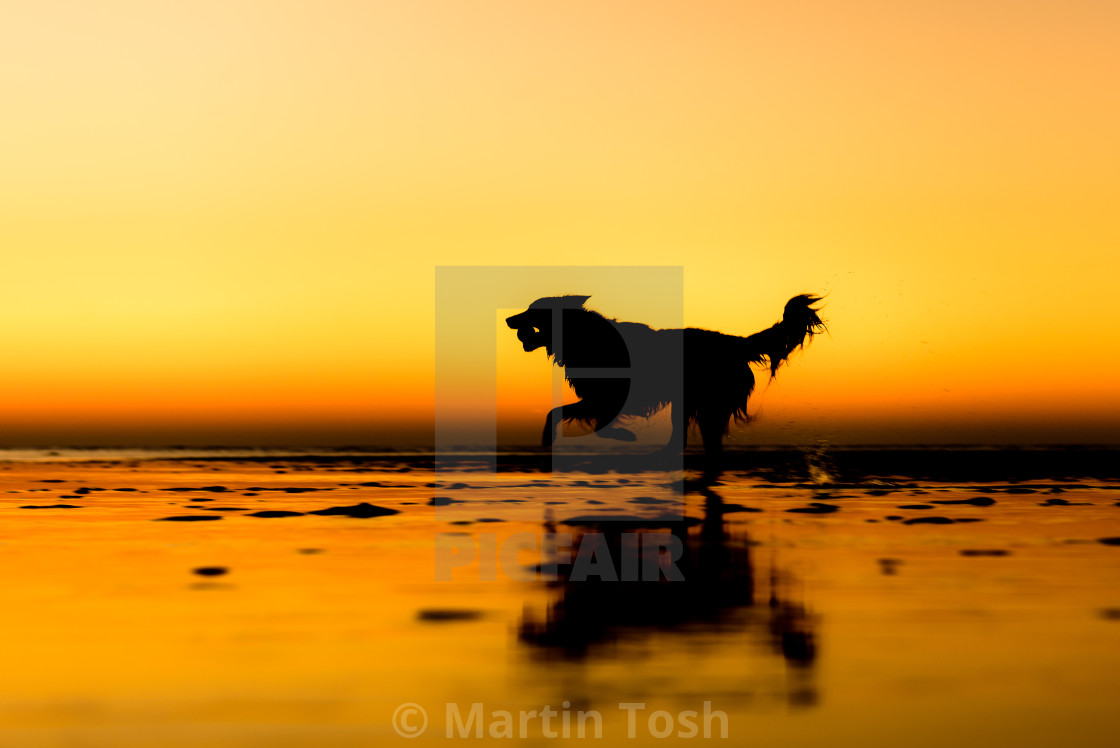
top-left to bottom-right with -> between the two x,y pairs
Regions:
528,294 -> 591,310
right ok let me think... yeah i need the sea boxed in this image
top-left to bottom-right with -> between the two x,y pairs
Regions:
1,445 -> 1118,746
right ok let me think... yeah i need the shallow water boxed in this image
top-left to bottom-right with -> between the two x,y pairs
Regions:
1,449 -> 1119,746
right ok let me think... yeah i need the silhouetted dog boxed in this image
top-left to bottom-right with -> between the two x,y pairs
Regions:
505,295 -> 824,456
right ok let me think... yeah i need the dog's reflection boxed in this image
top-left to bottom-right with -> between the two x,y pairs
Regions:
517,486 -> 818,705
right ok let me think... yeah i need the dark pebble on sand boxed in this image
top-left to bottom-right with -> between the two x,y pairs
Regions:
1040,498 -> 1092,506
351,481 -> 414,488
246,510 -> 305,518
476,518 -> 505,523
192,566 -> 229,576
155,515 -> 223,522
898,504 -> 934,509
902,516 -> 955,525
721,503 -> 763,513
189,498 -> 215,502
562,514 -> 701,528
417,609 -> 483,622
878,558 -> 902,575
960,549 -> 1010,556
1099,608 -> 1120,621
931,497 -> 996,506
885,515 -> 904,521
20,504 -> 82,509
630,496 -> 673,505
297,548 -> 324,554
1098,538 -> 1120,546
787,503 -> 839,514
308,503 -> 400,518
429,496 -> 459,506
1002,487 -> 1038,494
39,479 -> 66,483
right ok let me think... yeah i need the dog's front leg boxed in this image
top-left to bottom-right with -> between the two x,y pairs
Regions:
664,400 -> 687,453
542,401 -> 592,446
541,408 -> 557,446
541,405 -> 566,446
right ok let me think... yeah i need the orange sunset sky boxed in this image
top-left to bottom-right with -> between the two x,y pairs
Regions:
2,1 -> 1118,446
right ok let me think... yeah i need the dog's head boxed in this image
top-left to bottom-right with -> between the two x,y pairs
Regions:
505,295 -> 590,353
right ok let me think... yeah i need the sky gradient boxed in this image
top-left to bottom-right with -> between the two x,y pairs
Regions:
2,1 -> 1118,446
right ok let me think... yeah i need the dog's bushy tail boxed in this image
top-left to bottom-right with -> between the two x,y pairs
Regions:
742,294 -> 826,376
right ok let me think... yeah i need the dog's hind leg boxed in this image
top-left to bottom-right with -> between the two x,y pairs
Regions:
697,411 -> 732,459
694,411 -> 732,483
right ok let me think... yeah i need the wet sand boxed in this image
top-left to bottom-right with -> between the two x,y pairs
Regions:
1,449 -> 1119,746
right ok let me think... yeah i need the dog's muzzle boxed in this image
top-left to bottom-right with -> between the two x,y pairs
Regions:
507,313 -> 546,352
515,326 -> 545,351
